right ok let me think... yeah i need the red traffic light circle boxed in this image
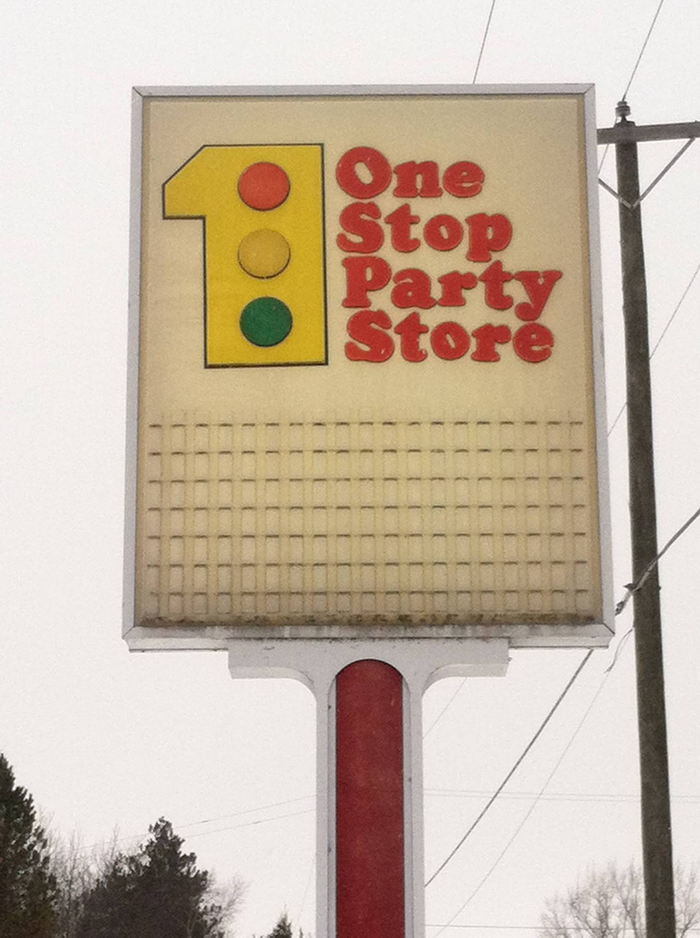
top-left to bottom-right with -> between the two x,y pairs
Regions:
238,162 -> 291,211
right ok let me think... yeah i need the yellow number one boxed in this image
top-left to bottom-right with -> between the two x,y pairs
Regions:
163,145 -> 327,367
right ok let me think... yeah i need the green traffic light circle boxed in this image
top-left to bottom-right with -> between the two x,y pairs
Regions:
240,297 -> 293,347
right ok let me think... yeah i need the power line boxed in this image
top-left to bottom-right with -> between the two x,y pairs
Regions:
472,0 -> 496,83
649,259 -> 700,359
607,399 -> 627,437
431,648 -> 622,936
421,500 -> 699,907
294,853 -> 316,927
424,678 -> 467,738
598,0 -> 667,172
424,650 -> 593,889
425,787 -> 700,805
607,259 -> 700,435
427,626 -> 658,932
183,807 -> 314,841
438,553 -> 700,933
615,505 -> 700,615
77,795 -> 314,853
427,925 -> 541,932
623,0 -> 667,100
174,793 -> 313,830
427,924 -> 700,934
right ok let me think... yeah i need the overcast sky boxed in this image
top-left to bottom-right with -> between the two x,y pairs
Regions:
1,2 -> 699,937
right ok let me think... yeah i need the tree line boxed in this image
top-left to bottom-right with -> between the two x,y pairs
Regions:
3,751 -> 698,936
0,753 -> 302,937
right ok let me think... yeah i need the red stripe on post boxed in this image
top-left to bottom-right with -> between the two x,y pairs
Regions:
336,659 -> 406,938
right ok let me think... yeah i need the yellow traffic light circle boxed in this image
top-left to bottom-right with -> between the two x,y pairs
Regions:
238,229 -> 291,279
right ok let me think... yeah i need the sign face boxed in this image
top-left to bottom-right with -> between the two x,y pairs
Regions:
125,85 -> 613,649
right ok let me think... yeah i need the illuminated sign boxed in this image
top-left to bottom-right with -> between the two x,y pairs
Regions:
125,86 -> 613,648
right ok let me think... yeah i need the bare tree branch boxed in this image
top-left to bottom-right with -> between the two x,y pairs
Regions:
539,861 -> 699,937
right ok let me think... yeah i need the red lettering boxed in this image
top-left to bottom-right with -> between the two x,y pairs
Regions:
342,256 -> 392,307
471,323 -> 512,362
336,147 -> 392,199
343,313 -> 553,364
431,321 -> 470,360
424,214 -> 464,252
384,203 -> 421,253
393,160 -> 442,198
337,202 -> 383,254
345,309 -> 394,362
513,270 -> 562,321
478,260 -> 514,311
442,161 -> 485,198
391,269 -> 436,309
465,213 -> 513,262
513,323 -> 554,362
437,270 -> 478,307
394,311 -> 429,362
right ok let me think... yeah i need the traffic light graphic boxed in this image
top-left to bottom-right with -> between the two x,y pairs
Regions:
163,145 -> 326,367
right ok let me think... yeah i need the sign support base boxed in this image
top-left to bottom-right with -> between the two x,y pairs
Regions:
229,638 -> 510,937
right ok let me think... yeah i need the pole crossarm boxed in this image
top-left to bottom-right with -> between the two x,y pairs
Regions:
598,136 -> 696,208
597,120 -> 700,144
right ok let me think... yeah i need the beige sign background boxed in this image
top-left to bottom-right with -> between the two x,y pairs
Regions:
126,85 -> 613,647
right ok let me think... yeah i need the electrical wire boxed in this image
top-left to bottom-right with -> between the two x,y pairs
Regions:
472,0 -> 496,83
604,626 -> 634,673
427,925 -> 541,932
183,807 -> 314,841
615,505 -> 700,615
623,0 -> 667,100
607,259 -> 700,436
431,646 -> 623,936
77,795 -> 314,853
607,398 -> 628,437
598,0 -> 667,172
649,259 -> 700,359
294,854 -> 316,927
424,649 -> 593,889
425,924 -> 700,938
174,794 -> 313,830
412,501 -> 697,926
429,497 -> 699,924
425,786 -> 700,804
424,679 -> 467,738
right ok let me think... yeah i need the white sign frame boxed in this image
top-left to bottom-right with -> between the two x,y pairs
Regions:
124,84 -> 613,651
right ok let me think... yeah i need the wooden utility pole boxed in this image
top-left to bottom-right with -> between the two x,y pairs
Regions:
597,103 -> 699,938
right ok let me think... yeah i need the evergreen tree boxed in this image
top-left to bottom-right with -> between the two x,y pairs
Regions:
0,753 -> 57,938
76,817 -> 226,938
267,912 -> 293,937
